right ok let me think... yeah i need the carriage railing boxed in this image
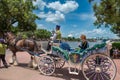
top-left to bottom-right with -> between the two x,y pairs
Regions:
51,43 -> 107,62
52,46 -> 69,61
51,43 -> 107,75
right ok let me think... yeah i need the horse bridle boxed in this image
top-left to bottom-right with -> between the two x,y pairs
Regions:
5,32 -> 16,46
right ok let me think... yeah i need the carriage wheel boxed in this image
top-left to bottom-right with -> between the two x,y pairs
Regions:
38,55 -> 55,76
48,54 -> 65,69
54,57 -> 65,69
82,54 -> 117,80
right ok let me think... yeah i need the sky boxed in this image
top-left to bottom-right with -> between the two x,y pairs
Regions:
32,0 -> 119,39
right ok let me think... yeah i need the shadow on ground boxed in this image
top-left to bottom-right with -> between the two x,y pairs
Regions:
52,67 -> 86,80
17,63 -> 86,80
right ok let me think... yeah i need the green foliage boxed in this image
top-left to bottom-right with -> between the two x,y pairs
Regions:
18,31 -> 34,38
89,0 -> 120,37
68,37 -> 75,41
62,37 -> 80,41
0,0 -> 38,34
34,29 -> 51,39
112,42 -> 120,50
15,29 -> 51,40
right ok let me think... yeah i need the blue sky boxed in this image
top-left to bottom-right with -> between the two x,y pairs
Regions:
33,0 -> 118,39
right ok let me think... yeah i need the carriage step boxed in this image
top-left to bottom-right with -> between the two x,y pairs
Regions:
69,71 -> 79,75
68,67 -> 79,75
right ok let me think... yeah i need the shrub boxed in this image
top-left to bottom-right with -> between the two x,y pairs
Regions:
112,42 -> 120,50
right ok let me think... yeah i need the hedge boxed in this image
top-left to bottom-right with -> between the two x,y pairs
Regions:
112,42 -> 120,50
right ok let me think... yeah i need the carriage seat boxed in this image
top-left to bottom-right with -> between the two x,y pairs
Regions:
52,46 -> 69,60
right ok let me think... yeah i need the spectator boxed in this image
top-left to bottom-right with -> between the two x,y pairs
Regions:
0,38 -> 8,68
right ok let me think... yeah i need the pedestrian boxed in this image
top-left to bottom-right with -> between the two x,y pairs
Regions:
0,38 -> 8,68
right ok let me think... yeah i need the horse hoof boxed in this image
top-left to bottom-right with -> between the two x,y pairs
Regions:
9,59 -> 13,64
33,63 -> 38,69
32,61 -> 38,69
13,61 -> 18,66
13,63 -> 18,66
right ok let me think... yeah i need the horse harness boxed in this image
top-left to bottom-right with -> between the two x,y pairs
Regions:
7,36 -> 29,50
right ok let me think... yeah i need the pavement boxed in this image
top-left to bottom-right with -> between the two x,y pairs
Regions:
0,50 -> 120,80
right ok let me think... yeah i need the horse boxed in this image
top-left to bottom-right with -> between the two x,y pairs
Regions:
4,32 -> 40,68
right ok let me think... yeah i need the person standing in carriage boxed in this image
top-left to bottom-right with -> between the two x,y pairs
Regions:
50,25 -> 62,43
0,38 -> 8,68
54,25 -> 62,43
78,34 -> 89,51
47,25 -> 62,51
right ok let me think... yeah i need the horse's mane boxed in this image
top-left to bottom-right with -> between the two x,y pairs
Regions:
7,32 -> 16,38
7,32 -> 16,37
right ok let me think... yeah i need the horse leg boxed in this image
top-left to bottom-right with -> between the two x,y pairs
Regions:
32,56 -> 38,69
28,56 -> 34,68
9,54 -> 14,64
28,56 -> 38,69
13,53 -> 19,66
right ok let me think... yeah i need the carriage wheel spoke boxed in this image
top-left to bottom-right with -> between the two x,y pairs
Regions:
99,73 -> 105,80
88,72 -> 96,79
93,73 -> 98,80
102,72 -> 110,80
85,70 -> 95,75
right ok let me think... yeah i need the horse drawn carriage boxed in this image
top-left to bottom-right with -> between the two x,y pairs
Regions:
4,32 -> 117,80
37,41 -> 117,80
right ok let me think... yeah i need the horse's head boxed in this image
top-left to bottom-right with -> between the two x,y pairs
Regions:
4,32 -> 15,44
106,40 -> 113,50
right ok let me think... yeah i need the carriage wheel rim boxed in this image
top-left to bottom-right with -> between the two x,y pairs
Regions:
54,58 -> 65,68
82,54 -> 117,80
38,55 -> 55,76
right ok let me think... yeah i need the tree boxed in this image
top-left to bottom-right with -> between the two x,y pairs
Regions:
0,0 -> 39,34
89,0 -> 120,37
34,29 -> 51,40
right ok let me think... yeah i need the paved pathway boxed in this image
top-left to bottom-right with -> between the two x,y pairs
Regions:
0,50 -> 120,80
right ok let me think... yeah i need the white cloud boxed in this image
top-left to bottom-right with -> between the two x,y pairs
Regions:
33,0 -> 79,13
68,33 -> 73,37
80,13 -> 96,21
33,0 -> 46,10
90,29 -> 106,34
46,11 -> 65,24
38,11 -> 65,24
79,28 -> 118,39
80,29 -> 106,35
33,0 -> 79,24
47,1 -> 79,14
37,24 -> 46,29
38,12 -> 47,18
